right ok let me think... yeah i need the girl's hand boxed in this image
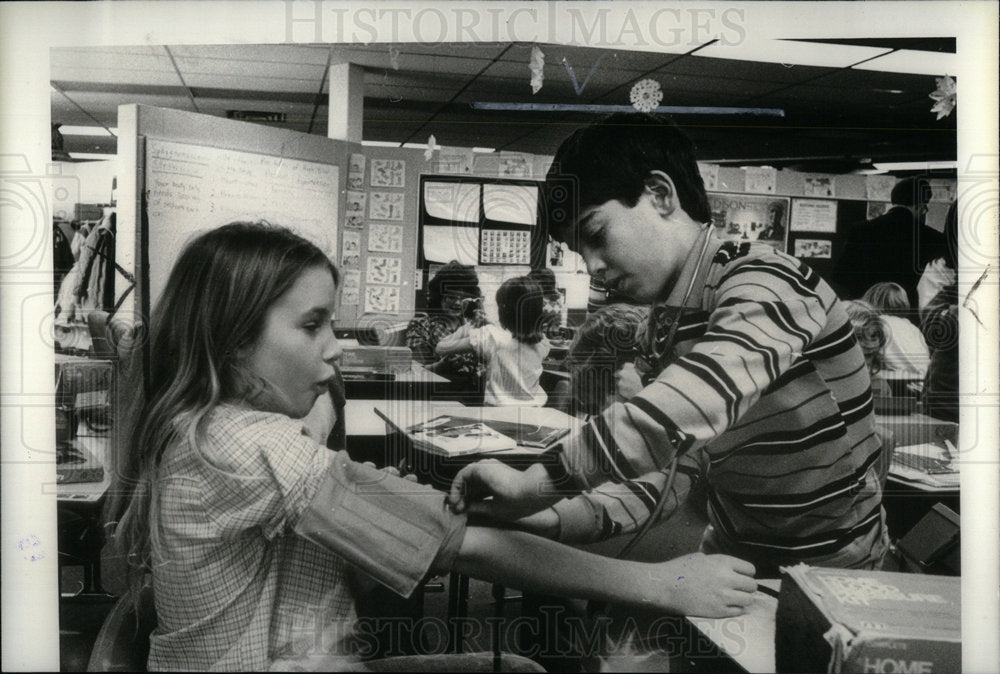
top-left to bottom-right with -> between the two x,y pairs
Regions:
646,553 -> 757,618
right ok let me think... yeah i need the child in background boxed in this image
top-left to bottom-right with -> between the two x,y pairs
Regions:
562,303 -> 649,416
437,276 -> 550,406
861,281 -> 930,379
106,223 -> 756,671
844,299 -> 892,398
528,267 -> 564,339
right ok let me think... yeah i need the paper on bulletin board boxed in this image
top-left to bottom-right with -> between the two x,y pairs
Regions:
483,183 -> 539,225
791,199 -> 838,233
424,182 -> 480,222
342,231 -> 360,254
346,190 -> 367,215
364,284 -> 400,314
345,213 -> 364,230
434,150 -> 473,174
803,176 -> 835,198
707,193 -> 789,251
698,163 -> 719,191
794,238 -> 833,259
498,152 -> 532,177
342,270 -> 361,306
371,159 -> 406,188
366,255 -> 402,285
349,153 -> 366,175
480,229 -> 531,264
369,191 -> 405,221
866,174 -> 896,202
340,251 -> 360,268
423,225 -> 480,265
346,174 -> 364,190
744,167 -> 776,194
368,224 -> 403,253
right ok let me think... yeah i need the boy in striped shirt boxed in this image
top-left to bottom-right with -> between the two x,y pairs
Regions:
448,113 -> 887,576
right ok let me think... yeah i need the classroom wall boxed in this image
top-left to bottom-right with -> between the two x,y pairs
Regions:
48,159 -> 117,221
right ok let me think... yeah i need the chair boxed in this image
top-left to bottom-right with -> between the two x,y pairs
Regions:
87,585 -> 157,672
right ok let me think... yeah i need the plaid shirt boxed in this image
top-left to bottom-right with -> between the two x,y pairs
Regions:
406,313 -> 484,382
149,404 -> 465,671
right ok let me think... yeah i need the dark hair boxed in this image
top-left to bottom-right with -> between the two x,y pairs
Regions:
528,267 -> 560,302
427,261 -> 481,309
108,221 -> 337,608
890,176 -> 932,208
566,303 -> 649,415
496,276 -> 545,345
542,112 -> 710,246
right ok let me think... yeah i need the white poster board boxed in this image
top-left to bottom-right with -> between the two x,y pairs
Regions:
145,138 -> 339,307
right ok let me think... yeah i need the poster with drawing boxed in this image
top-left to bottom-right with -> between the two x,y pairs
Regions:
368,224 -> 403,253
794,239 -> 833,259
370,191 -> 405,221
340,251 -> 360,268
708,193 -> 789,251
498,152 -> 532,177
371,159 -> 405,188
349,153 -> 366,175
341,270 -> 361,306
744,167 -> 777,194
364,285 -> 400,314
344,213 -> 364,230
866,175 -> 896,202
347,174 -> 364,190
804,176 -> 835,198
346,190 -> 367,215
342,231 -> 360,254
699,163 -> 719,191
366,255 -> 401,285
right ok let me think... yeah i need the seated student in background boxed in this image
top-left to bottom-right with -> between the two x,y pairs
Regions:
559,303 -> 649,417
437,276 -> 550,406
105,223 -> 757,671
843,300 -> 892,398
528,267 -> 564,339
921,283 -> 959,422
861,282 -> 930,379
405,260 -> 486,388
449,112 -> 887,577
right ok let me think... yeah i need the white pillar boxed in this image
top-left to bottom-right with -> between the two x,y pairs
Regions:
327,63 -> 363,142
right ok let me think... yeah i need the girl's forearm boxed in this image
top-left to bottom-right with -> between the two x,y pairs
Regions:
454,526 -> 647,607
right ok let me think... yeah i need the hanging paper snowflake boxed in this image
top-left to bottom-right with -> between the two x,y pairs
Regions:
929,75 -> 956,120
424,134 -> 438,161
630,79 -> 663,113
529,45 -> 545,94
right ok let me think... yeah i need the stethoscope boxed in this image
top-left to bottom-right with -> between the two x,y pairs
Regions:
614,221 -> 716,560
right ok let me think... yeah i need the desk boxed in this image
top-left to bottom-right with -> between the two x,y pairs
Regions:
342,361 -> 450,400
685,580 -> 780,673
374,403 -> 583,489
876,413 -> 959,537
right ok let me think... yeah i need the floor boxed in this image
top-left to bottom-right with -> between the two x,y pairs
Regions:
59,499 -> 710,672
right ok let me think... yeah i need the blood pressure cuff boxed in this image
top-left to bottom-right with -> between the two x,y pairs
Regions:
295,457 -> 467,598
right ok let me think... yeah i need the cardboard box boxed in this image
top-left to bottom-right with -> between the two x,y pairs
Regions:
775,565 -> 960,673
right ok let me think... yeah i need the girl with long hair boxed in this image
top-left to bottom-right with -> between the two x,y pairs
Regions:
106,222 -> 756,671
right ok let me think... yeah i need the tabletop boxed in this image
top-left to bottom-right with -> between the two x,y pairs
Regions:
686,578 -> 781,673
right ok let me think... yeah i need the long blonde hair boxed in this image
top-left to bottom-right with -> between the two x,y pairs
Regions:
105,222 -> 338,602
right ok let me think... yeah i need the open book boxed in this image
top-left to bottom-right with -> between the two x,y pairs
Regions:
376,410 -> 573,458
404,415 -> 518,457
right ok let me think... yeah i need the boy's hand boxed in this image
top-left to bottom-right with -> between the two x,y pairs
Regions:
614,362 -> 644,401
448,460 -> 557,520
647,553 -> 757,618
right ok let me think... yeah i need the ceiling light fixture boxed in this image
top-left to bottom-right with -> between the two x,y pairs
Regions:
58,125 -> 118,136
470,103 -> 784,117
361,140 -> 402,147
872,160 -> 957,171
852,50 -> 957,76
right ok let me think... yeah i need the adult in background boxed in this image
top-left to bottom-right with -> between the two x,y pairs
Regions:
833,176 -> 944,309
406,261 -> 487,398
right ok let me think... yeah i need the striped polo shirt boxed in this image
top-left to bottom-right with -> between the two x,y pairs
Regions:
550,238 -> 885,571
